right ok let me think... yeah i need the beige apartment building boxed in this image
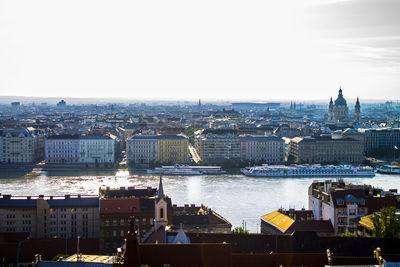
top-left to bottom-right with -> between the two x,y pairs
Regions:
156,134 -> 189,164
0,194 -> 99,239
1,128 -> 44,163
197,134 -> 241,165
127,134 -> 189,166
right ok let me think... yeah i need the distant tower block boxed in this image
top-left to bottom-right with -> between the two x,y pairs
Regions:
328,97 -> 334,122
355,97 -> 361,122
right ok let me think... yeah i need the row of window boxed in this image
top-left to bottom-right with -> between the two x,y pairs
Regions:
104,218 -> 154,227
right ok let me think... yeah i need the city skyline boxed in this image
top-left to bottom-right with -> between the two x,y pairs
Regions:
1,0 -> 400,100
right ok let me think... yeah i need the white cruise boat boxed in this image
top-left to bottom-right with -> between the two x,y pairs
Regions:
147,165 -> 226,175
240,164 -> 375,177
376,165 -> 400,174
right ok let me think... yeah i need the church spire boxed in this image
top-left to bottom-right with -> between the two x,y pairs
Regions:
157,175 -> 164,199
124,216 -> 141,267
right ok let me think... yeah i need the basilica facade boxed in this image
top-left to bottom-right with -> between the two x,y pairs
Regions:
328,88 -> 360,124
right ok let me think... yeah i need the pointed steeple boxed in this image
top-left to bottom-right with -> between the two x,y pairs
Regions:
157,175 -> 164,200
329,97 -> 333,104
128,216 -> 137,238
124,216 -> 141,267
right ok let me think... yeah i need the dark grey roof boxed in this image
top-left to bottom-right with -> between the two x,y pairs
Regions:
47,135 -> 80,139
79,135 -> 113,140
0,198 -> 36,208
334,88 -> 347,106
240,136 -> 284,142
130,134 -> 188,140
1,128 -> 31,137
298,136 -> 360,143
47,197 -> 99,208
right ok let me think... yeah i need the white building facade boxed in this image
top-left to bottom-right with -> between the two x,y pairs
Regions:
240,136 -> 285,164
45,135 -> 80,164
126,135 -> 158,166
79,135 -> 116,164
44,134 -> 116,164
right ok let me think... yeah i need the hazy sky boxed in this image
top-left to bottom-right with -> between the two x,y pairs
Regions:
1,0 -> 399,101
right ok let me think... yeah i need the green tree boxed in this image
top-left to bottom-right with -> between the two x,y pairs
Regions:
232,226 -> 249,234
341,232 -> 357,237
371,206 -> 400,238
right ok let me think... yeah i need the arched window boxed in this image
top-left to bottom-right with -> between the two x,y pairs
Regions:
160,208 -> 164,219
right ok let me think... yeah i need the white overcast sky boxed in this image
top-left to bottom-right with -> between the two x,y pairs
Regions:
0,0 -> 399,101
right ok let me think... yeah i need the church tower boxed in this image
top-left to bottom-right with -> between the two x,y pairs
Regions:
154,175 -> 168,229
355,97 -> 361,123
328,97 -> 334,122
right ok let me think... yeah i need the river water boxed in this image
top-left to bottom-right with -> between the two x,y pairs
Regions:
0,171 -> 399,233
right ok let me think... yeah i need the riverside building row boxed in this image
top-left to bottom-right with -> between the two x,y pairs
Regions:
127,133 -> 287,166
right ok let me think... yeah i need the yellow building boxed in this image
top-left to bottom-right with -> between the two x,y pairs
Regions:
157,134 -> 189,164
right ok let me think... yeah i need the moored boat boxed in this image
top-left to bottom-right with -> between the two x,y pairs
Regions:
376,165 -> 400,174
241,164 -> 375,177
147,165 -> 226,175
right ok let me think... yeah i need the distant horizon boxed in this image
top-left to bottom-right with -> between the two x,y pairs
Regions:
0,94 -> 397,105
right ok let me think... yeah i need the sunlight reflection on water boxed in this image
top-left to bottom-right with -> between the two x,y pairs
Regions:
0,171 -> 399,233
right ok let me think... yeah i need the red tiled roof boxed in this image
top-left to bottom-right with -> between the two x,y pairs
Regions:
143,225 -> 166,243
100,198 -> 140,214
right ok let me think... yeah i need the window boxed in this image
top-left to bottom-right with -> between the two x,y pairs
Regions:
160,208 -> 164,219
